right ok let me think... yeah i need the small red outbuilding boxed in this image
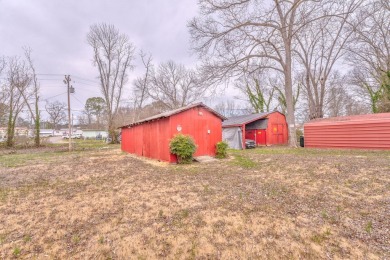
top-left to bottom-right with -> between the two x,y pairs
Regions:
222,111 -> 288,149
304,113 -> 390,149
120,103 -> 226,163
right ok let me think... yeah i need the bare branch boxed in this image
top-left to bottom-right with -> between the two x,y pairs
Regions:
87,23 -> 136,141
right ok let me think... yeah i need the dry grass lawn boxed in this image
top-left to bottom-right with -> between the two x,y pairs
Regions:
0,145 -> 389,259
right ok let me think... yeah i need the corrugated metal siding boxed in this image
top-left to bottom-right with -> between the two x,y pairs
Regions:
266,112 -> 288,145
222,112 -> 288,148
169,107 -> 222,161
304,113 -> 390,149
121,118 -> 171,161
121,105 -> 223,162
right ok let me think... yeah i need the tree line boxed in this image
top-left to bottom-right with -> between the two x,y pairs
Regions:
1,0 -> 389,147
189,0 -> 390,146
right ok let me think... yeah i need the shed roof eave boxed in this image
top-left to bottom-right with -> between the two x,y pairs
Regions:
222,124 -> 243,128
222,113 -> 272,128
119,102 -> 226,128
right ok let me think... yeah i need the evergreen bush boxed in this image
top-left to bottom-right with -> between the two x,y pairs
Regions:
169,134 -> 197,164
216,141 -> 228,159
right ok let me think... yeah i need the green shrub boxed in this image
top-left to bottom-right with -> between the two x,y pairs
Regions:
216,141 -> 228,159
169,134 -> 197,164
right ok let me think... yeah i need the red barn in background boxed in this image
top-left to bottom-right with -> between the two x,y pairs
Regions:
222,112 -> 288,149
304,113 -> 390,150
120,103 -> 226,163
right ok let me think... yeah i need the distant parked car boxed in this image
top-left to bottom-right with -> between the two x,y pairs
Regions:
95,134 -> 103,140
63,134 -> 81,139
74,133 -> 82,139
245,139 -> 256,149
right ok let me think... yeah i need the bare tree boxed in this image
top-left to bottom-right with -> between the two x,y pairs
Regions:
113,105 -> 133,128
377,71 -> 390,112
347,0 -> 390,113
189,0 -> 342,146
274,82 -> 301,115
4,57 -> 30,147
295,0 -> 363,119
235,74 -> 276,113
148,61 -> 208,110
0,56 -> 5,76
87,23 -> 136,142
132,51 -> 152,121
344,95 -> 371,116
45,101 -> 66,131
381,0 -> 390,10
15,48 -> 41,146
77,114 -> 89,126
0,57 -> 7,123
137,101 -> 167,120
213,100 -> 248,117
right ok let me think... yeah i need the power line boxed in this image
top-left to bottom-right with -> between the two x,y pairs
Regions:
36,78 -> 62,81
72,81 -> 100,88
72,94 -> 85,107
36,73 -> 65,76
36,74 -> 100,84
38,83 -> 94,89
42,92 -> 67,101
72,75 -> 99,84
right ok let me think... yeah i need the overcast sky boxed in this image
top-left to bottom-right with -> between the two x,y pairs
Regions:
0,0 -> 214,120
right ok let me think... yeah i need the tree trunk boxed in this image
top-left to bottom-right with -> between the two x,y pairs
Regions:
6,113 -> 14,148
284,53 -> 297,147
108,116 -> 117,143
34,101 -> 40,147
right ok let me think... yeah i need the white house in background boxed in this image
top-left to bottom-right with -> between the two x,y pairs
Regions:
60,128 -> 82,136
27,129 -> 66,137
39,129 -> 55,137
82,129 -> 108,139
0,127 -> 29,137
52,130 -> 64,136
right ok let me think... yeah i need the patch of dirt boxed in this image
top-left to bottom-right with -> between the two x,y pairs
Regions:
0,148 -> 389,259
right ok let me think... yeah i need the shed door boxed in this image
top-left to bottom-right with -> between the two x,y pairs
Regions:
256,130 -> 266,145
245,130 -> 255,143
197,118 -> 210,155
271,124 -> 284,144
278,124 -> 284,144
245,129 -> 266,146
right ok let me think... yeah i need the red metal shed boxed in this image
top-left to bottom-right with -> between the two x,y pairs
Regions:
120,103 -> 226,163
222,111 -> 288,149
304,113 -> 390,149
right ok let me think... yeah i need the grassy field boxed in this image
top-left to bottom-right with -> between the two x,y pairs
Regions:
0,143 -> 389,259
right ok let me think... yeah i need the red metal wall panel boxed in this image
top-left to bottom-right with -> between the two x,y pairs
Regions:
121,106 -> 223,162
265,112 -> 288,145
304,113 -> 390,149
236,112 -> 288,148
245,129 -> 266,145
169,107 -> 223,162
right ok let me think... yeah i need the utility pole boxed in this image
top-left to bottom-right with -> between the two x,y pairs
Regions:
71,113 -> 74,138
64,75 -> 74,152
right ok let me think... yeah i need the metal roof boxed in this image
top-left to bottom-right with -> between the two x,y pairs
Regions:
304,113 -> 390,149
222,112 -> 273,127
120,102 -> 226,128
305,112 -> 390,125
